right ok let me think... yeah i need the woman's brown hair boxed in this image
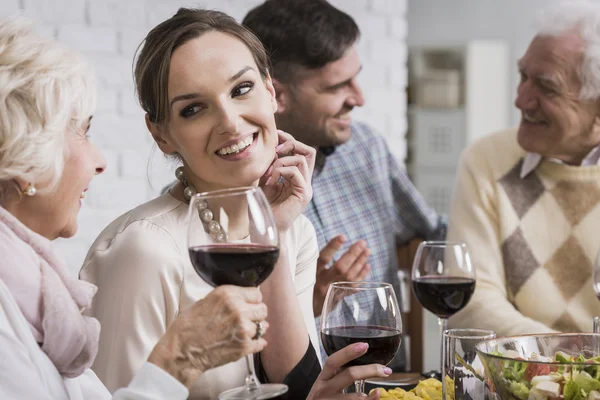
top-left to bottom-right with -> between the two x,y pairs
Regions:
134,8 -> 270,125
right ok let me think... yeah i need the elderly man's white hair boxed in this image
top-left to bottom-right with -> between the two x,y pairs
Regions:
535,0 -> 600,100
0,17 -> 96,200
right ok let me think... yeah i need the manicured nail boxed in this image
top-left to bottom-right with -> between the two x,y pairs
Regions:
265,176 -> 272,185
383,367 -> 392,375
275,144 -> 285,151
354,342 -> 369,352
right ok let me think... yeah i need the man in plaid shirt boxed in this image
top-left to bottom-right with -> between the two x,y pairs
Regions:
244,0 -> 446,368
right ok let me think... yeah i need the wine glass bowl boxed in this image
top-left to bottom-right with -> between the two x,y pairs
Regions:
188,187 -> 280,288
320,282 -> 403,393
411,241 -> 475,320
187,186 -> 287,400
593,247 -> 600,302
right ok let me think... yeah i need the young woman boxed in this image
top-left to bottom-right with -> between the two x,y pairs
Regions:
81,8 -> 333,399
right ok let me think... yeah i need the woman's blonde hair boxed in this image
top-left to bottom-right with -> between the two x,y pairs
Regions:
0,17 -> 96,201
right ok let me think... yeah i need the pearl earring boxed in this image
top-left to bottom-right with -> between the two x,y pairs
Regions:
22,183 -> 36,196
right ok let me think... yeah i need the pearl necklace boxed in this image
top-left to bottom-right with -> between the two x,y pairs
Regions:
176,167 -> 228,242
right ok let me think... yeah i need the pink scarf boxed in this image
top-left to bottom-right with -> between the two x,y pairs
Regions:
0,206 -> 100,378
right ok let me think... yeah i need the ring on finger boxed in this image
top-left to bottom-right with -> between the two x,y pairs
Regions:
252,321 -> 264,340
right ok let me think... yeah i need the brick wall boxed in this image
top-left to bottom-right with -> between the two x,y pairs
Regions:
1,0 -> 408,275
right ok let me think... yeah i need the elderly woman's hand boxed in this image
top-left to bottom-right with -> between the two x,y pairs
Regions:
260,130 -> 316,233
147,285 -> 268,388
307,342 -> 391,400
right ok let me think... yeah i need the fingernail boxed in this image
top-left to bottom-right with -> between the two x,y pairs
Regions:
265,176 -> 272,185
277,129 -> 284,134
354,342 -> 368,352
275,144 -> 285,151
382,367 -> 392,375
265,166 -> 273,175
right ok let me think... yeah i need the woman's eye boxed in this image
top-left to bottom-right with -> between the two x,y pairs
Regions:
180,104 -> 204,118
232,82 -> 253,98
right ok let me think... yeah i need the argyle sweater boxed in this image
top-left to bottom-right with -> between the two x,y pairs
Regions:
448,128 -> 600,335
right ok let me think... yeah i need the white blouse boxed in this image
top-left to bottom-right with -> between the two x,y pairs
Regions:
80,193 -> 320,399
0,278 -> 189,399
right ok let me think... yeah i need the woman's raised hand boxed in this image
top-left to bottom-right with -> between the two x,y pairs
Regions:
260,130 -> 316,233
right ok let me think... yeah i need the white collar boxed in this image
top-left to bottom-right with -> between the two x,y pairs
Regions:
520,145 -> 600,178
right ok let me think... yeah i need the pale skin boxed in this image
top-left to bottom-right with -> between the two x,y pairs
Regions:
145,30 -> 394,392
147,31 -> 313,384
516,31 -> 600,163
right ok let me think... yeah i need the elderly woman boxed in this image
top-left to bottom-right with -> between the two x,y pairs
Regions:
0,15 -> 387,400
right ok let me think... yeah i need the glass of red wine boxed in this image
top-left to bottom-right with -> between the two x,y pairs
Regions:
411,241 -> 475,399
320,282 -> 403,394
187,187 -> 286,400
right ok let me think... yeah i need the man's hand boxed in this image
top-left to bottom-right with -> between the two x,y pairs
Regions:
313,235 -> 371,317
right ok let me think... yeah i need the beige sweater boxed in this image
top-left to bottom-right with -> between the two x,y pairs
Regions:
80,193 -> 319,400
448,128 -> 600,336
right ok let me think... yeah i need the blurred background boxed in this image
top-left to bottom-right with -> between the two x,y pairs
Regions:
0,0 -> 581,372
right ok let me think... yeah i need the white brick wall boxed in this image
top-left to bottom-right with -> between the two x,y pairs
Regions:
4,0 -> 408,275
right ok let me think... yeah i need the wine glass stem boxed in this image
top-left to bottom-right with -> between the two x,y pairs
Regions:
354,379 -> 365,393
439,317 -> 448,400
244,354 -> 260,391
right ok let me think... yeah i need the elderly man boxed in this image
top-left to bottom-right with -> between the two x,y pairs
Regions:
243,0 -> 446,324
449,1 -> 600,336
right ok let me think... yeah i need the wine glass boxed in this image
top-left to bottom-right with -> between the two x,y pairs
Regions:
187,187 -> 286,400
411,241 -> 475,399
593,248 -> 600,333
320,282 -> 403,394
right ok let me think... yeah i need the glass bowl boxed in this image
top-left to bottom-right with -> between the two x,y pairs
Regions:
476,333 -> 600,400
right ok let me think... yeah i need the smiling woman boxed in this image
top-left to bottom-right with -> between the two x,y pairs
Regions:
79,8 -> 321,400
0,13 -> 391,400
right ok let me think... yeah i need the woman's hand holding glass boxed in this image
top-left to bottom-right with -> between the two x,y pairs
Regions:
261,130 -> 316,233
307,343 -> 388,400
148,285 -> 268,388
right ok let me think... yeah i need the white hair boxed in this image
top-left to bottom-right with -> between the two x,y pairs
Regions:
535,0 -> 600,100
0,17 -> 96,200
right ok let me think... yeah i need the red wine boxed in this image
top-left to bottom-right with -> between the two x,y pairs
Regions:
412,276 -> 475,318
189,244 -> 279,287
321,326 -> 402,366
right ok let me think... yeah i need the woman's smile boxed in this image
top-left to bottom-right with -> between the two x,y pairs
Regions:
215,131 -> 258,161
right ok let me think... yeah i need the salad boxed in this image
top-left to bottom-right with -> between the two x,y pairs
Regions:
488,350 -> 600,400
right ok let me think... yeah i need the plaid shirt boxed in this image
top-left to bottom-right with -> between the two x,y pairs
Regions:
306,122 -> 446,367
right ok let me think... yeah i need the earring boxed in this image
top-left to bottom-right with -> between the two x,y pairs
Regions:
22,183 -> 36,196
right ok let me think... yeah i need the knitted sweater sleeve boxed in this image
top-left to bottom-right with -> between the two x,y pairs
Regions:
447,147 -> 557,336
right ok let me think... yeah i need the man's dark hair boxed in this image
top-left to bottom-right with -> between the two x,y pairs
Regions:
243,0 -> 360,83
